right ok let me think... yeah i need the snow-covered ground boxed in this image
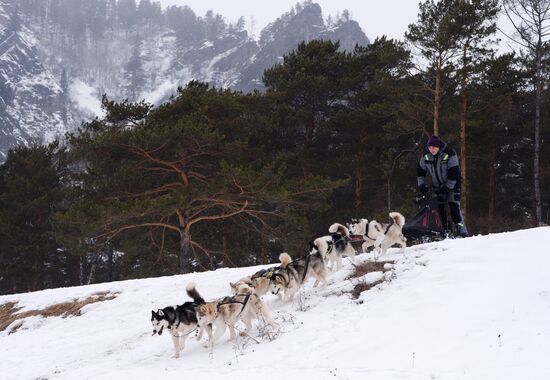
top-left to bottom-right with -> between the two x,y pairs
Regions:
1,227 -> 550,380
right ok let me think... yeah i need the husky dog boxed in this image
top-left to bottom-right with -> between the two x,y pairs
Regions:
195,283 -> 275,348
229,266 -> 279,297
151,283 -> 206,358
349,212 -> 407,259
348,218 -> 378,253
311,222 -> 355,270
272,252 -> 328,302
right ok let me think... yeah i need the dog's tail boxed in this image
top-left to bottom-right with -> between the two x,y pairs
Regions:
279,252 -> 292,268
186,282 -> 205,305
389,212 -> 405,227
329,222 -> 350,237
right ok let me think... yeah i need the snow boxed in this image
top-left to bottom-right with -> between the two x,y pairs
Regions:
1,227 -> 550,380
141,79 -> 177,105
69,79 -> 105,118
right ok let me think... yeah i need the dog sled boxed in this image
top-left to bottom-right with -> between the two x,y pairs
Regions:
402,192 -> 453,245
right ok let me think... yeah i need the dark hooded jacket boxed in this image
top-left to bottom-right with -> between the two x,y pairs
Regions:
417,142 -> 461,191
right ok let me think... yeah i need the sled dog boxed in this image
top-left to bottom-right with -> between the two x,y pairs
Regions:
311,222 -> 355,270
349,212 -> 407,259
195,283 -> 275,348
151,283 -> 206,358
348,218 -> 378,253
229,266 -> 280,297
272,252 -> 328,302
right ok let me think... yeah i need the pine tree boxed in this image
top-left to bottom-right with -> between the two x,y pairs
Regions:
453,0 -> 500,225
117,0 -> 137,30
123,40 -> 146,100
204,10 -> 226,40
471,53 -> 527,232
65,0 -> 86,45
58,84 -> 338,275
502,0 -> 550,226
59,67 -> 69,125
406,0 -> 463,136
87,0 -> 108,41
344,37 -> 413,214
105,0 -> 117,30
0,143 -> 71,294
263,40 -> 350,179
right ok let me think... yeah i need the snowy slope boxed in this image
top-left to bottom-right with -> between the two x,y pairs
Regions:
1,227 -> 550,380
0,2 -> 67,160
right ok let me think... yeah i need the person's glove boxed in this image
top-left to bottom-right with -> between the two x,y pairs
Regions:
414,193 -> 427,204
419,184 -> 427,194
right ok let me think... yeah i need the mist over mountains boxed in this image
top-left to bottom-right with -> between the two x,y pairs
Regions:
0,0 -> 369,160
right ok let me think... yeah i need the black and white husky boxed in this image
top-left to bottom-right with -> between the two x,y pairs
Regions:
311,223 -> 355,270
151,283 -> 206,358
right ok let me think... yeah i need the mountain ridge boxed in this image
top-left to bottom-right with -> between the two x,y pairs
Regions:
0,0 -> 369,160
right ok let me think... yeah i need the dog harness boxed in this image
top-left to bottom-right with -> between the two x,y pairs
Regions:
216,293 -> 252,318
283,253 -> 314,285
326,240 -> 334,255
251,266 -> 278,280
365,222 -> 376,241
383,217 -> 395,236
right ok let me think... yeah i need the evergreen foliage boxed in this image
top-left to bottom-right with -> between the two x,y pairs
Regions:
0,143 -> 75,294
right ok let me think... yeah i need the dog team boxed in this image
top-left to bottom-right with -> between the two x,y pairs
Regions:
151,212 -> 407,358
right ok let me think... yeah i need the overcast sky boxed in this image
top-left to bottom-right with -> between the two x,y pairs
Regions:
158,0 -> 422,41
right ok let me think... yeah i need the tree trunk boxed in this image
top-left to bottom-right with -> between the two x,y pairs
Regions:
179,227 -> 191,274
355,165 -> 362,209
460,43 -> 469,226
488,123 -> 496,233
303,112 -> 315,179
387,176 -> 391,213
222,231 -> 229,268
301,160 -> 310,180
87,260 -> 96,285
433,64 -> 441,136
32,246 -> 40,292
534,44 -> 542,226
79,255 -> 85,285
108,249 -> 113,282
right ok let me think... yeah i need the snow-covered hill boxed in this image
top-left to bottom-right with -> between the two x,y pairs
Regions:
2,227 -> 549,380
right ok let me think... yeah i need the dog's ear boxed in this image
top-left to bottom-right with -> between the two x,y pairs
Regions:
151,310 -> 157,319
157,309 -> 164,317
